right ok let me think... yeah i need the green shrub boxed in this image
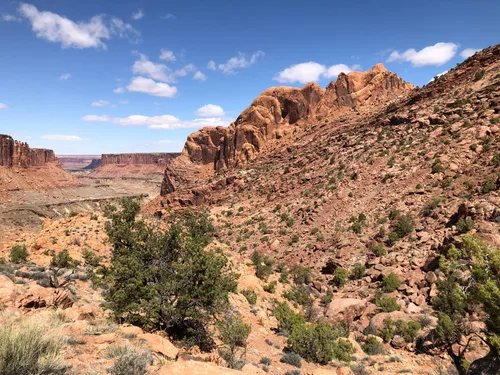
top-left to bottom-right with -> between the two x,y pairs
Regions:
288,321 -> 353,363
372,243 -> 387,257
474,69 -> 485,81
431,160 -> 444,174
280,352 -> 302,368
362,336 -> 385,355
423,198 -> 441,216
393,214 -> 414,238
9,245 -> 29,264
292,265 -> 312,285
376,296 -> 401,313
482,178 -> 497,193
283,285 -> 312,306
332,268 -> 348,288
283,371 -> 301,375
492,152 -> 500,167
274,302 -> 305,335
263,281 -> 277,293
218,314 -> 251,369
69,211 -> 78,217
379,318 -> 420,344
350,263 -> 366,280
382,273 -> 401,293
279,264 -> 290,283
241,290 -> 257,305
103,200 -> 238,348
456,217 -> 474,234
82,249 -> 103,267
50,249 -> 77,268
251,251 -> 275,280
0,317 -> 69,374
260,357 -> 272,365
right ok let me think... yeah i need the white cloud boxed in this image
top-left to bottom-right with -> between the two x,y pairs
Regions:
387,42 -> 458,67
207,60 -> 216,70
41,135 -> 87,141
132,53 -> 171,82
81,113 -> 231,130
173,64 -> 195,78
132,9 -> 144,20
127,77 -> 177,97
2,14 -> 21,22
193,71 -> 206,81
159,49 -> 176,62
108,17 -> 141,44
218,51 -> 264,73
91,100 -> 111,107
196,104 -> 224,117
428,70 -> 448,83
274,62 -> 358,84
59,73 -> 71,80
161,14 -> 176,20
460,48 -> 480,59
113,87 -> 125,94
0,103 -> 8,109
18,3 -> 140,49
119,100 -> 129,105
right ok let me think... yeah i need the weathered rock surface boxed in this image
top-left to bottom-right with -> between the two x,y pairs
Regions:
101,153 -> 180,166
0,134 -> 57,167
161,65 -> 413,196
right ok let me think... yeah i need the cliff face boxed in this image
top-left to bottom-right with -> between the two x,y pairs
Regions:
0,134 -> 57,168
161,64 -> 414,196
101,153 -> 180,166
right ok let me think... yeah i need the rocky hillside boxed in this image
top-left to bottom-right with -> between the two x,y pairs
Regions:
161,64 -> 413,195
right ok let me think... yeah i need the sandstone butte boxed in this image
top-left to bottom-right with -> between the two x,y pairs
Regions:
0,134 -> 57,167
160,63 -> 413,197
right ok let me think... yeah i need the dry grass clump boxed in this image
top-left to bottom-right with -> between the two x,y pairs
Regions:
0,316 -> 69,374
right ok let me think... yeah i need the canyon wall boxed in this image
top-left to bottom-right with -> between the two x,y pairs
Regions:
161,64 -> 414,196
0,134 -> 57,167
101,153 -> 180,166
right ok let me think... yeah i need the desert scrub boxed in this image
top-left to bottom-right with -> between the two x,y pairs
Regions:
362,336 -> 385,355
382,273 -> 402,293
108,349 -> 152,375
0,317 -> 69,374
9,245 -> 29,264
241,289 -> 257,305
280,352 -> 302,368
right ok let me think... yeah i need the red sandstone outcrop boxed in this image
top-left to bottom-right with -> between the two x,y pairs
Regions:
101,153 -> 180,166
161,64 -> 413,196
0,134 -> 57,167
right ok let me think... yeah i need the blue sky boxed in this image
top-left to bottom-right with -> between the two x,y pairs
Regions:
0,0 -> 498,155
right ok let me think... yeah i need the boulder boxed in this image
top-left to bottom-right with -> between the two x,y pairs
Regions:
0,275 -> 17,306
139,332 -> 179,360
325,298 -> 367,323
17,287 -> 75,309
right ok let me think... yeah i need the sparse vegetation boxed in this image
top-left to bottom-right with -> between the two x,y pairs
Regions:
9,245 -> 29,264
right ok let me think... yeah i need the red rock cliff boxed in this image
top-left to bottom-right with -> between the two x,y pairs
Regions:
101,153 -> 180,166
0,134 -> 57,168
161,64 -> 413,196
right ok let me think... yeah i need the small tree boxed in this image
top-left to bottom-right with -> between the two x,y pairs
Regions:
104,199 -> 238,349
218,314 -> 251,369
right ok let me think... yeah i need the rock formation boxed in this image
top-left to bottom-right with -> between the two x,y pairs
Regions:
161,64 -> 413,196
0,134 -> 57,168
101,153 -> 180,166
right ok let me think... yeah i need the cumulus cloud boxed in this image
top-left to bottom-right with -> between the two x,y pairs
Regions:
387,42 -> 458,67
218,51 -> 264,73
113,87 -> 125,94
161,14 -> 176,20
159,49 -> 176,62
274,62 -> 358,84
81,113 -> 232,130
193,71 -> 206,81
207,60 -> 216,70
0,103 -> 8,109
2,14 -> 21,22
196,104 -> 224,117
41,135 -> 87,141
91,100 -> 111,107
132,9 -> 144,20
59,73 -> 71,80
18,3 -> 140,49
119,100 -> 129,105
132,53 -> 171,82
460,48 -> 480,59
127,77 -> 177,97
